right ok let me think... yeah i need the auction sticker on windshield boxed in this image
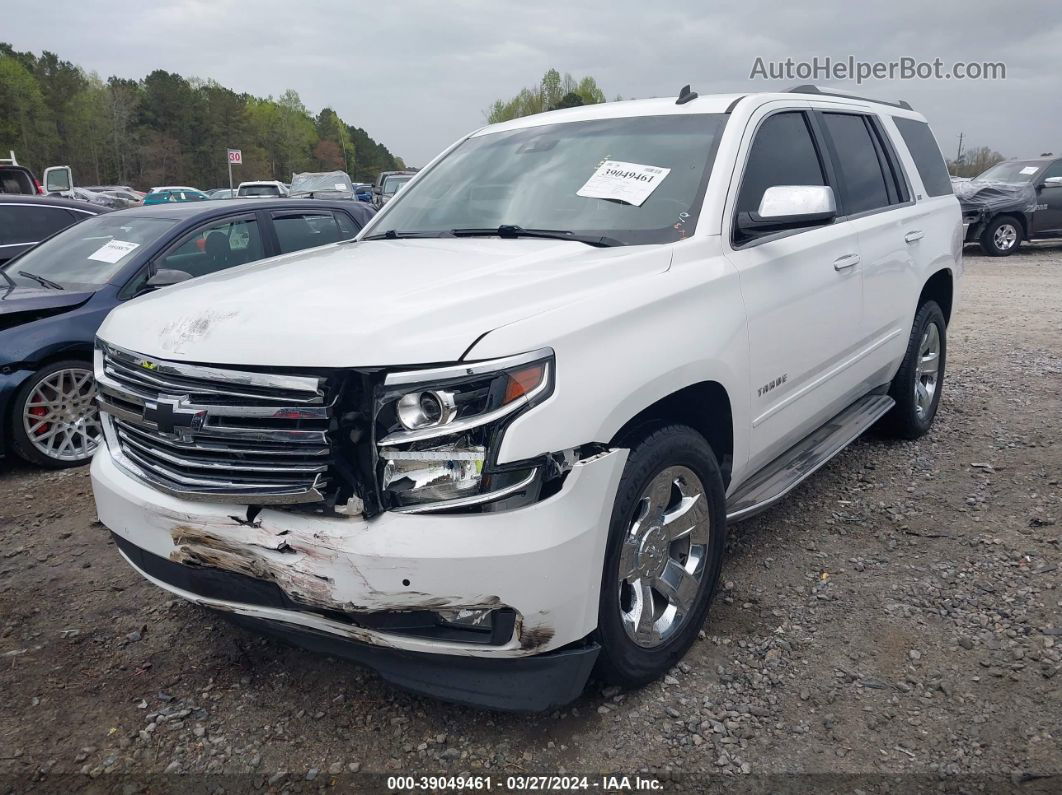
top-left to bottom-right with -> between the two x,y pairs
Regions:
1020,166 -> 1039,175
88,239 -> 140,263
577,160 -> 670,206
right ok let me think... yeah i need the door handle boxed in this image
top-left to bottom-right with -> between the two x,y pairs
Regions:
833,253 -> 860,271
905,230 -> 924,243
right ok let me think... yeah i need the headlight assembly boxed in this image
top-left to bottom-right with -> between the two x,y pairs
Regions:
375,348 -> 554,513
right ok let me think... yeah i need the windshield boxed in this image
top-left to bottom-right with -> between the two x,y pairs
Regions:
370,114 -> 727,245
975,160 -> 1044,184
239,185 -> 281,197
290,172 -> 353,195
382,175 -> 412,196
1,215 -> 176,289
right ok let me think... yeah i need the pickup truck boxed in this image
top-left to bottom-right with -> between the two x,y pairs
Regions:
957,156 -> 1062,255
90,86 -> 961,710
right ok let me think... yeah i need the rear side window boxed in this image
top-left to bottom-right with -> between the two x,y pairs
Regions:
0,205 -> 78,244
736,112 -> 826,216
273,212 -> 347,254
335,212 -> 359,239
821,113 -> 891,215
893,118 -> 953,197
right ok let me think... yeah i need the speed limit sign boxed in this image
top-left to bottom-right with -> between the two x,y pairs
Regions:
227,149 -> 242,164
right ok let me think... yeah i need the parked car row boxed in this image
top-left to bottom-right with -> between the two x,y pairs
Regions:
1,197 -> 375,467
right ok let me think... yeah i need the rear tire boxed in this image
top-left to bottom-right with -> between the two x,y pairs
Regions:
980,215 -> 1022,256
881,301 -> 946,440
595,425 -> 726,687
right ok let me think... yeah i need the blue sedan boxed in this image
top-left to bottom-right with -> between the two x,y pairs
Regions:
1,198 -> 375,468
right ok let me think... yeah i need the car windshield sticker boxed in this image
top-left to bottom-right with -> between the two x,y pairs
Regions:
87,239 -> 140,264
577,160 -> 671,206
335,183 -> 347,191
1020,166 -> 1039,175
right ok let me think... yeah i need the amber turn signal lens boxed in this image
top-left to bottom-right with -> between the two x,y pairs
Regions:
503,363 -> 546,404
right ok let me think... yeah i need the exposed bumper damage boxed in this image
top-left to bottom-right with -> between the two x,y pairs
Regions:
91,440 -> 627,706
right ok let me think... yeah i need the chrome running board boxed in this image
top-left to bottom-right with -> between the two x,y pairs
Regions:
726,394 -> 895,523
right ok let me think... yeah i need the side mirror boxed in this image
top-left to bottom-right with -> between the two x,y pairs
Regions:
737,185 -> 837,236
1042,176 -> 1062,188
43,165 -> 73,193
372,185 -> 382,195
145,269 -> 193,289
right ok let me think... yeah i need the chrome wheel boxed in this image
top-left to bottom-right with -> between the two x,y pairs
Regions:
914,322 -> 941,419
617,466 -> 711,648
993,223 -> 1017,251
21,368 -> 100,462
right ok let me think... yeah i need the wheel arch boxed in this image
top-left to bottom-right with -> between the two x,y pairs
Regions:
918,268 -> 954,325
609,381 -> 734,489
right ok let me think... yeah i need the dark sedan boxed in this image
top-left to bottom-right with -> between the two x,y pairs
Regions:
1,198 -> 376,468
0,195 -> 108,265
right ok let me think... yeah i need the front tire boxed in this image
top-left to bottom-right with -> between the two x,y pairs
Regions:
881,301 -> 947,440
980,215 -> 1022,256
9,360 -> 101,468
595,425 -> 726,687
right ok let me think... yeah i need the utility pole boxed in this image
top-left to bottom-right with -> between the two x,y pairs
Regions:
955,132 -> 965,164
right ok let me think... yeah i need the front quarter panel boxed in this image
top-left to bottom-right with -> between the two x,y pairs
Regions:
467,238 -> 751,486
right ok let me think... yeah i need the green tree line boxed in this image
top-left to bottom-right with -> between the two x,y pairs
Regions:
486,68 -> 614,124
0,43 -> 404,189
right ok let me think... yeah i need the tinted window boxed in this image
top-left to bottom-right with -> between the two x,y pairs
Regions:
736,112 -> 826,217
0,168 -> 35,195
157,217 -> 264,278
335,212 -> 359,239
0,205 -> 79,245
239,185 -> 281,197
273,212 -> 347,254
822,113 -> 891,214
893,117 -> 953,197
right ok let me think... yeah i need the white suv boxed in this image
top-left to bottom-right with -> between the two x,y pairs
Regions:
90,87 -> 961,710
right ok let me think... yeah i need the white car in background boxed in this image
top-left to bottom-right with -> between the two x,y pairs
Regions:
236,180 -> 288,198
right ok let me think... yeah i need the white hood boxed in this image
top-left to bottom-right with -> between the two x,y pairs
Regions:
97,238 -> 672,367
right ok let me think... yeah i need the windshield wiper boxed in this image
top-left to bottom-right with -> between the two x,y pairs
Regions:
361,230 -> 454,241
18,270 -> 64,290
450,225 -> 623,247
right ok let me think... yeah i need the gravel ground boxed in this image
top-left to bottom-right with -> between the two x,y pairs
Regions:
1,244 -> 1059,793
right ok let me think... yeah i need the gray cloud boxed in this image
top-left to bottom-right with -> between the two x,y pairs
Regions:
5,0 -> 1061,165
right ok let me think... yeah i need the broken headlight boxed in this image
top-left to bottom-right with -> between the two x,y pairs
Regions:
375,348 -> 554,512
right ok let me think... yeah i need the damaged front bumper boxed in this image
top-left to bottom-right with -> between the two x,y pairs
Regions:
91,443 -> 627,710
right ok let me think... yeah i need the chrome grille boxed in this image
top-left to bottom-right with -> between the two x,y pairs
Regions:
95,342 -> 332,503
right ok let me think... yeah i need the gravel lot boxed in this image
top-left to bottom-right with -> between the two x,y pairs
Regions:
1,244 -> 1059,793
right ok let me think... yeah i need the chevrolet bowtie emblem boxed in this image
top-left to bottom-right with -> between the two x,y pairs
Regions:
143,395 -> 206,438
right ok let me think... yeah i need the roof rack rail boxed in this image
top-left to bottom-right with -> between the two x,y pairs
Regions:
786,85 -> 913,111
1,150 -> 19,166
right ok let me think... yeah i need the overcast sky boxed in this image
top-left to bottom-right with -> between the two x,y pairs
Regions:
5,0 -> 1061,166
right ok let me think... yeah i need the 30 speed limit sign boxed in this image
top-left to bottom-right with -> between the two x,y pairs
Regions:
227,149 -> 242,165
